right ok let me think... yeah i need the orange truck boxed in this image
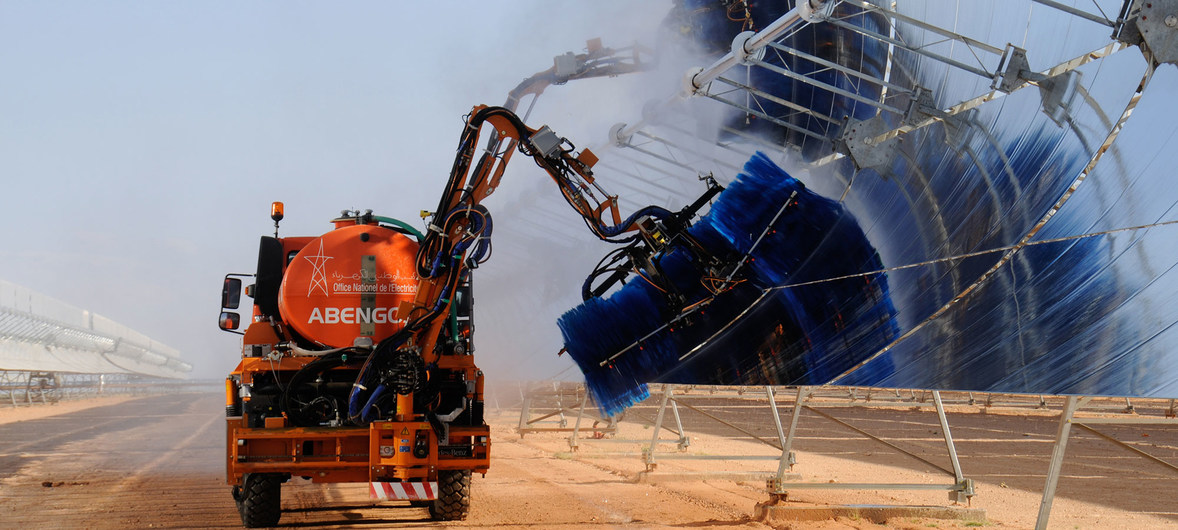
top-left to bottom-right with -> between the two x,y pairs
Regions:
220,205 -> 487,526
217,105 -> 645,527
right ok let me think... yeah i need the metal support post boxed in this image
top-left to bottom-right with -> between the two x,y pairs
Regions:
555,382 -> 568,428
782,386 -> 809,468
1035,395 -> 1085,530
771,385 -> 809,495
644,385 -> 673,471
670,393 -> 690,450
933,390 -> 973,502
517,390 -> 533,438
767,386 -> 796,492
568,390 -> 589,451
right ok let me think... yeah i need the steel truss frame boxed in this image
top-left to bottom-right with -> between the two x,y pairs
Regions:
603,0 -> 1157,187
516,382 -> 1178,523
631,385 -> 975,501
1035,395 -> 1178,529
517,382 -> 977,502
515,381 -> 619,439
0,370 -> 59,406
768,386 -> 973,502
520,381 -> 1178,520
0,369 -> 211,406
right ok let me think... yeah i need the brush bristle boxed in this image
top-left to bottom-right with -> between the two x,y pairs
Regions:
556,278 -> 671,416
560,152 -> 899,415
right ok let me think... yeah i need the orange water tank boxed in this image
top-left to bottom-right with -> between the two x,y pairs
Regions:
278,223 -> 420,348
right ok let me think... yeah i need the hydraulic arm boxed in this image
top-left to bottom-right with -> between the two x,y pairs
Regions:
345,105 -> 685,425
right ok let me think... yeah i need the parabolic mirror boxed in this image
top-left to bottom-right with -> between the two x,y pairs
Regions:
478,1 -> 1178,414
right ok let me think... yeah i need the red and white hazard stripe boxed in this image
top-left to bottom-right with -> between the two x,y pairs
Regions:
369,481 -> 438,501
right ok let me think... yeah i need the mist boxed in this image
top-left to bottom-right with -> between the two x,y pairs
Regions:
0,1 -> 681,382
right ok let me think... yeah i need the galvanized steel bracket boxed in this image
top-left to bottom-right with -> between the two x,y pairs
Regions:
838,86 -> 977,171
1118,0 -> 1178,65
993,45 -> 1045,93
1137,0 -> 1178,65
836,114 -> 901,172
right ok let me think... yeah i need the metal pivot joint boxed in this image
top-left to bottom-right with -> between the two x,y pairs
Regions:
1117,0 -> 1178,65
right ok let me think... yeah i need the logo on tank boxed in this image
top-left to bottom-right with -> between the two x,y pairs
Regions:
304,240 -> 334,297
301,240 -> 419,298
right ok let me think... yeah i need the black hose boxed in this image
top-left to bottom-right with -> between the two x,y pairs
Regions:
281,354 -> 348,427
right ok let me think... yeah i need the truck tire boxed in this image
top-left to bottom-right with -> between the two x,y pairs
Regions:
237,473 -> 282,528
428,470 -> 471,521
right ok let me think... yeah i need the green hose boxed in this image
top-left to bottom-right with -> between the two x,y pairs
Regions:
372,215 -> 425,242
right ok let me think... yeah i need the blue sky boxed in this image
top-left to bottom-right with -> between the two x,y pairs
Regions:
0,1 -> 672,380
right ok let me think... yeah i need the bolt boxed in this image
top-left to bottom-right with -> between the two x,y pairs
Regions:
1166,14 -> 1178,28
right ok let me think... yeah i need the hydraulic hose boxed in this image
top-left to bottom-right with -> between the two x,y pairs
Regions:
360,384 -> 388,424
347,332 -> 408,423
373,215 -> 425,242
282,355 -> 345,427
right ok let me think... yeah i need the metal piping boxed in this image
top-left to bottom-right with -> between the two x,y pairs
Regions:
608,0 -> 829,149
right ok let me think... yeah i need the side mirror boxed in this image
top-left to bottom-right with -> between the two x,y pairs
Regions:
221,277 -> 243,309
219,311 -> 241,331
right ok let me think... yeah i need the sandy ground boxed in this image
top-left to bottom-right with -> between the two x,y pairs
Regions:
508,390 -> 1178,530
0,391 -> 1175,528
0,395 -> 135,425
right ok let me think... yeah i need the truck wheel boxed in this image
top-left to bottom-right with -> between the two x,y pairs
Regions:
428,470 -> 471,521
237,473 -> 282,528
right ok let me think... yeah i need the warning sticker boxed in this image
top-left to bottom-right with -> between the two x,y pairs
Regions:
400,428 -> 409,435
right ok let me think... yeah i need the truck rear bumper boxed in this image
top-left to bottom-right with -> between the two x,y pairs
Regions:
226,417 -> 490,485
